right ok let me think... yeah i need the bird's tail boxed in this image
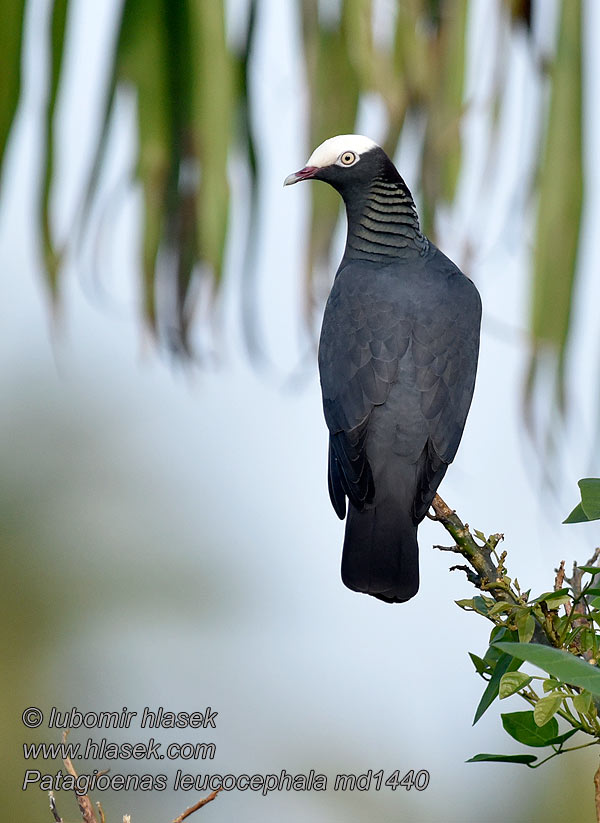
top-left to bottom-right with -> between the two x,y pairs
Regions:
341,502 -> 419,603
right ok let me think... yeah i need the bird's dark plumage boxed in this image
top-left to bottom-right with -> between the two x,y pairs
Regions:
285,135 -> 481,603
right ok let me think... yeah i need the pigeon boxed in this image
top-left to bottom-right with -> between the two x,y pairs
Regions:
284,135 -> 481,603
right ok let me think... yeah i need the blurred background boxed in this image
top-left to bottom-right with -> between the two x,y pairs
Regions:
2,0 -> 600,820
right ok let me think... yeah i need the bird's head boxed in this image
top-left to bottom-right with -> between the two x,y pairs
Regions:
283,134 -> 388,194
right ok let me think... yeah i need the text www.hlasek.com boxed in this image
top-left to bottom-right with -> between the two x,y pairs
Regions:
23,738 -> 215,762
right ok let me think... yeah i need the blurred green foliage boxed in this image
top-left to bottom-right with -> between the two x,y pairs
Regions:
526,0 -> 583,441
0,0 -> 586,429
0,0 -> 26,186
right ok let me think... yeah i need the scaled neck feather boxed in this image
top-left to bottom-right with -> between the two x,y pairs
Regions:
341,173 -> 428,265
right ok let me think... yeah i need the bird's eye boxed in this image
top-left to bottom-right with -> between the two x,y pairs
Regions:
340,151 -> 357,166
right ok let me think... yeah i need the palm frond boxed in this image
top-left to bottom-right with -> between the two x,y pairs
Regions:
0,0 -> 589,454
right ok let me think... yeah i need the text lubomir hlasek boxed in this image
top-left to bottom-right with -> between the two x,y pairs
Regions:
46,706 -> 217,729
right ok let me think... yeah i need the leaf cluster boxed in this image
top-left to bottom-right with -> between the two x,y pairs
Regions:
466,615 -> 600,768
435,480 -> 600,769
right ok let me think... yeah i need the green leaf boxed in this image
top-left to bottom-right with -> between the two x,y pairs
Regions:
484,627 -> 518,664
543,678 -> 560,693
547,728 -> 580,746
545,589 -> 572,600
501,711 -> 559,747
572,691 -> 592,714
469,653 -> 490,675
484,645 -> 503,665
494,642 -> 600,696
565,480 -> 600,524
488,602 -> 514,616
579,479 -> 600,520
515,611 -> 536,643
490,625 -> 518,643
577,566 -> 600,576
466,752 -> 537,766
474,654 -> 522,725
589,598 -> 600,610
534,694 -> 563,726
455,598 -> 475,610
473,529 -> 486,542
499,672 -> 532,699
580,627 -> 596,653
533,588 -> 571,603
473,595 -> 490,615
564,503 -> 588,524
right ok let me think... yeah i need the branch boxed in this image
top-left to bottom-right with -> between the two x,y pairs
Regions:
431,494 -> 557,646
554,560 -> 566,591
431,495 -> 510,601
172,789 -> 222,822
566,547 -> 600,600
61,731 -> 99,823
49,792 -> 62,822
52,730 -> 223,823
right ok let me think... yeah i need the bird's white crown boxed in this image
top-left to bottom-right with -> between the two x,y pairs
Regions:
306,134 -> 378,168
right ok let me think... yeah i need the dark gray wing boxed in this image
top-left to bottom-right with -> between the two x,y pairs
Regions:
318,250 -> 481,521
319,261 -> 409,516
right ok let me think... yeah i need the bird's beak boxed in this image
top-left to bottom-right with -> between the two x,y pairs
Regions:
283,165 -> 318,186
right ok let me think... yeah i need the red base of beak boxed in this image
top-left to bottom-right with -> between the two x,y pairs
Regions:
283,166 -> 318,186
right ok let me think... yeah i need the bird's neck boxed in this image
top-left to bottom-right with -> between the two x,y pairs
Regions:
340,177 -> 428,264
